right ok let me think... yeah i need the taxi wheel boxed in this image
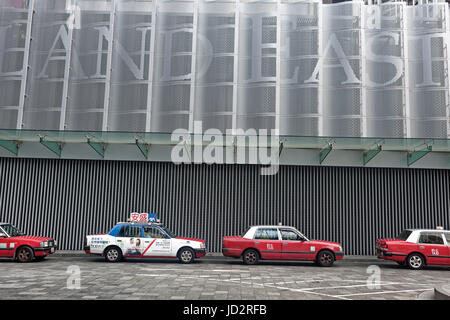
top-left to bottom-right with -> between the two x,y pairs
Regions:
242,249 -> 259,265
316,250 -> 334,267
16,247 -> 33,263
406,253 -> 424,270
104,247 -> 122,263
178,248 -> 195,264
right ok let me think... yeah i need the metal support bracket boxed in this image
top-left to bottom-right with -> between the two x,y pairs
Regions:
183,141 -> 192,162
279,139 -> 285,157
0,140 -> 19,155
87,138 -> 106,158
319,142 -> 333,164
363,141 -> 383,165
135,139 -> 149,159
39,136 -> 63,157
407,142 -> 432,166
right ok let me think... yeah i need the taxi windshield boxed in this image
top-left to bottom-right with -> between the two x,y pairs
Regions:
159,225 -> 177,238
1,224 -> 24,237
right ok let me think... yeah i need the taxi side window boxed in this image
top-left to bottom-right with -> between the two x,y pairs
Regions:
444,233 -> 450,244
118,226 -> 142,238
280,229 -> 302,241
144,227 -> 166,239
254,228 -> 279,240
418,232 -> 444,245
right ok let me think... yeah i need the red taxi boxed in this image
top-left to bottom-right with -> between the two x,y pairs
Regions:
0,223 -> 57,262
222,225 -> 344,267
376,228 -> 450,269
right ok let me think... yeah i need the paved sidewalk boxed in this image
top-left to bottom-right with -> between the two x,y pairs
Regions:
1,255 -> 448,300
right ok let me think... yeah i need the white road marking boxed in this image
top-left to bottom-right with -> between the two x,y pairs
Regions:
139,268 -> 250,273
265,282 -> 431,291
135,274 -> 178,277
260,283 -> 350,300
265,279 -> 370,285
335,288 -> 433,297
135,269 -> 438,300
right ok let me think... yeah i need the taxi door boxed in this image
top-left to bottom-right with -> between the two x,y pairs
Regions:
252,228 -> 282,260
0,227 -> 13,258
417,232 -> 448,265
443,233 -> 450,266
142,226 -> 172,257
117,225 -> 144,257
280,228 -> 312,260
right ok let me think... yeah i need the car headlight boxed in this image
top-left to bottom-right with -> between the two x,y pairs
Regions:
200,242 -> 205,249
338,246 -> 342,252
40,241 -> 48,247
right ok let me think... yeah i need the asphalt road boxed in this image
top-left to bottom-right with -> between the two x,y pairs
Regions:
0,255 -> 448,300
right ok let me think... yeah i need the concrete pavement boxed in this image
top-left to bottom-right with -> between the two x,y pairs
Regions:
0,255 -> 449,300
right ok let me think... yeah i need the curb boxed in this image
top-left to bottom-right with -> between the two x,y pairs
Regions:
434,283 -> 450,300
53,251 -> 379,261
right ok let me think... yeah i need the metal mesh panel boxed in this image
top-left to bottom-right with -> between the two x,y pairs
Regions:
279,1 -> 319,136
150,0 -> 194,132
407,3 -> 448,138
23,0 -> 70,130
236,0 -> 277,131
321,2 -> 363,137
0,0 -> 448,139
109,0 -> 152,131
193,0 -> 235,131
0,0 -> 29,129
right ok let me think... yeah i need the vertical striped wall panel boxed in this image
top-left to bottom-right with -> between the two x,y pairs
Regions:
0,158 -> 449,255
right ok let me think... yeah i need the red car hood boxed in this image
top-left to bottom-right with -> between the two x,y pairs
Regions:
10,235 -> 53,242
176,237 -> 205,243
309,239 -> 341,247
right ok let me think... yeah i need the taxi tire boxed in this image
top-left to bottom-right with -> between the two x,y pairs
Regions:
104,246 -> 123,263
242,249 -> 259,265
316,250 -> 334,267
16,246 -> 33,263
406,253 -> 425,270
178,247 -> 195,264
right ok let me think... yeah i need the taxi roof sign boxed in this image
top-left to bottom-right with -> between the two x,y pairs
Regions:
128,212 -> 158,223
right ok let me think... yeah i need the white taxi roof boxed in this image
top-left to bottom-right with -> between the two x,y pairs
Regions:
249,225 -> 296,229
406,228 -> 449,233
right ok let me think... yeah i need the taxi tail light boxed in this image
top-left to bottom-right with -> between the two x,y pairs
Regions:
380,242 -> 388,249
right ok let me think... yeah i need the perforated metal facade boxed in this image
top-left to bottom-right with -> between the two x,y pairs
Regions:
0,0 -> 449,138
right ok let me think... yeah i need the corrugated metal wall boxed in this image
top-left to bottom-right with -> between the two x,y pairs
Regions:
0,157 -> 449,255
